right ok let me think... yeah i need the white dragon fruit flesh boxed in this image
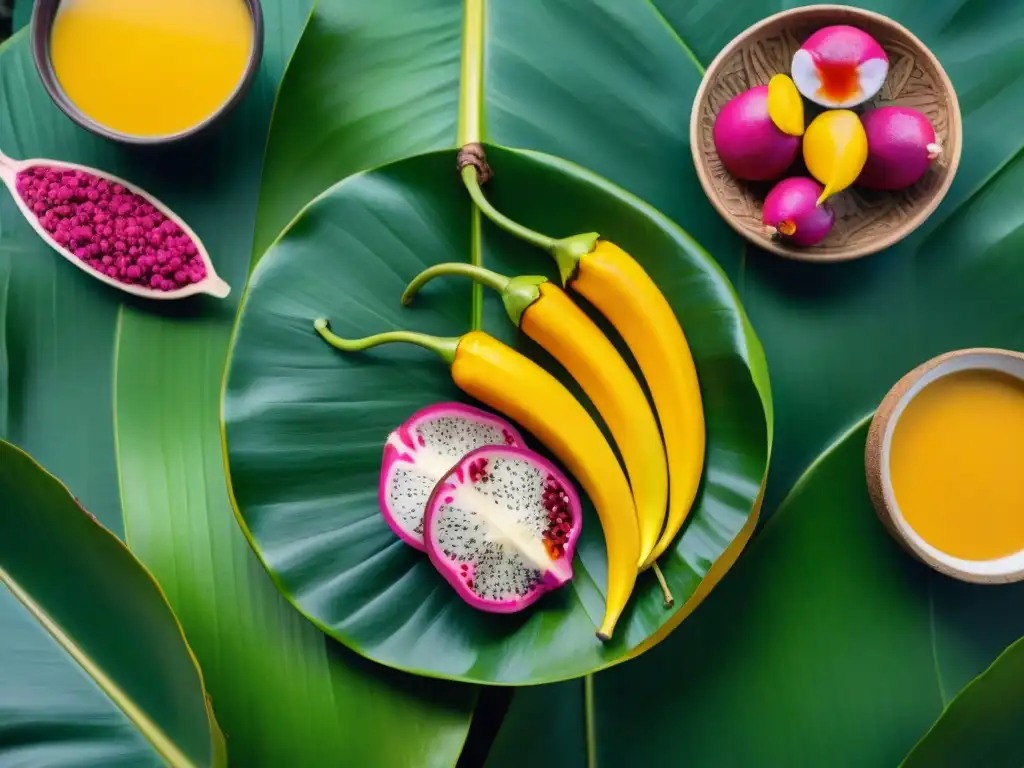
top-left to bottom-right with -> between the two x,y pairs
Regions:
379,402 -> 525,550
424,445 -> 582,612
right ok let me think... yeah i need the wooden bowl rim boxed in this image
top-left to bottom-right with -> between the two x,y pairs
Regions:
690,3 -> 963,263
865,348 -> 1024,584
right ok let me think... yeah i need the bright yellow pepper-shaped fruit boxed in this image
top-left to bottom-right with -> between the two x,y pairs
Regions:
312,319 -> 640,641
458,145 -> 706,575
568,240 -> 706,568
403,263 -> 670,570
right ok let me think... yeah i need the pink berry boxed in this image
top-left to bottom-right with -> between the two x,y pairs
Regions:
14,165 -> 206,293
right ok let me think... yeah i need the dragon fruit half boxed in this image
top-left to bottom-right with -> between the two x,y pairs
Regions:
424,445 -> 582,612
379,402 -> 525,550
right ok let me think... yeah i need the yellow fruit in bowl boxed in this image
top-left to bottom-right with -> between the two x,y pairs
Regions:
802,109 -> 868,204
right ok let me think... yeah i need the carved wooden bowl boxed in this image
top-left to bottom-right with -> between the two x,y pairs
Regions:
691,5 -> 962,262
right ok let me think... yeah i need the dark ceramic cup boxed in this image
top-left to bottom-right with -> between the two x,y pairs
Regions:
30,0 -> 265,146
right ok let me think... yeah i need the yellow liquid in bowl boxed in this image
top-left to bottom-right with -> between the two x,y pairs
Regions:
50,0 -> 253,138
890,368 -> 1024,561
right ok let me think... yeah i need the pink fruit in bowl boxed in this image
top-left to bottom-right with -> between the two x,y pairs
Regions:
379,402 -> 525,550
762,177 -> 836,247
712,78 -> 803,181
792,25 -> 888,108
858,106 -> 942,190
424,445 -> 581,613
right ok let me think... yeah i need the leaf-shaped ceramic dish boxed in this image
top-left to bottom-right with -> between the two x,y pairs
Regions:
0,440 -> 225,767
0,148 -> 230,300
221,146 -> 771,685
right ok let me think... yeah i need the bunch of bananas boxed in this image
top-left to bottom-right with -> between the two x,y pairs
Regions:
314,145 -> 705,641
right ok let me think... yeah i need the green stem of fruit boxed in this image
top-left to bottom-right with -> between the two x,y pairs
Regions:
313,318 -> 459,365
403,262 -> 548,327
461,165 -> 555,251
404,262 -> 510,300
460,164 -> 601,287
652,562 -> 674,608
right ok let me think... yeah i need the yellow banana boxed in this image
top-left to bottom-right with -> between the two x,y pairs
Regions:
458,144 -> 706,577
312,320 -> 640,641
403,263 -> 669,569
571,241 -> 705,567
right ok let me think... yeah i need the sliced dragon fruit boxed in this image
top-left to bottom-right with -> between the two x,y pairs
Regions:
424,445 -> 582,613
379,402 -> 525,550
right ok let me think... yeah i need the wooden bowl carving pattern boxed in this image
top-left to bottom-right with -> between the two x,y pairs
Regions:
692,6 -> 962,261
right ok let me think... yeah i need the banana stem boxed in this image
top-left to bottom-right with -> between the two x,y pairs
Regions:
402,262 -> 510,305
461,165 -> 557,251
458,148 -> 600,286
403,262 -> 547,327
652,563 -> 674,608
313,318 -> 460,365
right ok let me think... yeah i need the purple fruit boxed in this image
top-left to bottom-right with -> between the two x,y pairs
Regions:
424,445 -> 581,613
713,86 -> 801,181
379,402 -> 525,550
858,106 -> 942,190
762,177 -> 836,247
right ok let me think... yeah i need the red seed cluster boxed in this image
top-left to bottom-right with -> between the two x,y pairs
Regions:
542,476 -> 573,558
15,166 -> 206,292
467,456 -> 490,483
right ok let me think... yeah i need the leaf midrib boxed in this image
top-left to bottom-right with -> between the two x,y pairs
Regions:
451,2 -> 723,764
0,564 -> 198,768
459,0 -> 485,331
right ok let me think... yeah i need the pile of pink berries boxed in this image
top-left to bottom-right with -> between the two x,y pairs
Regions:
15,166 -> 206,292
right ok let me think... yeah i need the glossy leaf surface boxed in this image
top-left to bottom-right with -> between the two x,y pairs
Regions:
224,145 -> 770,684
0,440 -> 223,768
592,419 -> 1024,766
904,636 -> 1024,767
0,9 -> 475,765
473,0 -> 1024,760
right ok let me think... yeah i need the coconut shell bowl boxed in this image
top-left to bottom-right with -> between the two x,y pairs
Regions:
691,4 -> 962,262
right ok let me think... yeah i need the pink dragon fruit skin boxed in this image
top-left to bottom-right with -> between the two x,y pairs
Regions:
713,86 -> 801,181
379,402 -> 525,550
858,106 -> 942,190
424,445 -> 582,613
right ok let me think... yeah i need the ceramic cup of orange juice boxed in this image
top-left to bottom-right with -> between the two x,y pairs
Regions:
867,348 -> 1024,583
30,0 -> 263,145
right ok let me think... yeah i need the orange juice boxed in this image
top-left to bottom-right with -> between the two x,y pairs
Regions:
50,0 -> 253,137
890,368 -> 1024,560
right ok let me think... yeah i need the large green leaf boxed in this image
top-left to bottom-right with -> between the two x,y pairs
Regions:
904,635 -> 1024,767
0,35 -> 123,534
587,417 -> 1024,766
627,0 -> 1024,512
474,0 -> 1024,760
0,11 -> 476,767
0,440 -> 223,768
252,0 -> 463,260
223,143 -> 769,684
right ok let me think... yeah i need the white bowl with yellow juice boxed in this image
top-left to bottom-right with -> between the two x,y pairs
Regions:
31,0 -> 263,144
867,348 -> 1024,583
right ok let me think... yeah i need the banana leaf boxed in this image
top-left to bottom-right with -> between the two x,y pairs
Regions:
468,0 -> 1024,759
0,9 -> 475,766
0,440 -> 224,768
226,145 -> 769,684
594,418 -> 1024,765
903,635 -> 1024,767
489,419 -> 1024,766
